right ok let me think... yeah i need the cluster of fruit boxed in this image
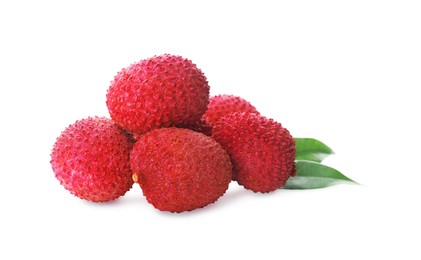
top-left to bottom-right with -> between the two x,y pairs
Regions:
50,54 -> 296,213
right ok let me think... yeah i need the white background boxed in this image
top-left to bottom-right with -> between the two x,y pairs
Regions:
1,0 -> 420,259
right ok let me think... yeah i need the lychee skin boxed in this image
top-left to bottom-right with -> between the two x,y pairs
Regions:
130,128 -> 232,213
106,54 -> 210,135
202,94 -> 259,128
212,112 -> 296,193
50,117 -> 134,202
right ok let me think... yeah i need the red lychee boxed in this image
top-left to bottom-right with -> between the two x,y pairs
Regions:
50,116 -> 134,202
106,54 -> 210,135
202,94 -> 259,128
212,112 -> 296,193
130,128 -> 232,213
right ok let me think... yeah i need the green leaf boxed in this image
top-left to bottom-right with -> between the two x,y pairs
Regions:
283,160 -> 358,189
294,138 -> 334,163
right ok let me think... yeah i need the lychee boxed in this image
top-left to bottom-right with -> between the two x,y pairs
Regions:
106,54 -> 210,135
202,94 -> 259,128
212,112 -> 296,193
130,128 -> 232,213
50,116 -> 134,202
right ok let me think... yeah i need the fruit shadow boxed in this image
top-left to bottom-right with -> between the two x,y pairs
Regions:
84,182 -> 288,215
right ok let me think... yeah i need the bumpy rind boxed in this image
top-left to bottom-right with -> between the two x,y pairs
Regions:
130,128 -> 232,213
202,94 -> 259,128
50,116 -> 134,202
106,54 -> 210,135
212,112 -> 296,193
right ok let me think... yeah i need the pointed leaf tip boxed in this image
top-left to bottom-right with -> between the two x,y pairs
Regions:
284,160 -> 358,189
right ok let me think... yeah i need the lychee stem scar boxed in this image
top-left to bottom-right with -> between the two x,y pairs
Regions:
132,173 -> 139,183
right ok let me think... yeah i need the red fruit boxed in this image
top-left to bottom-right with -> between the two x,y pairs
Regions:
202,94 -> 259,127
130,128 -> 232,213
106,54 -> 210,135
212,112 -> 296,193
50,117 -> 134,202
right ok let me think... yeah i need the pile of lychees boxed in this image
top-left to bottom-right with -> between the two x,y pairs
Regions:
50,54 -> 296,213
